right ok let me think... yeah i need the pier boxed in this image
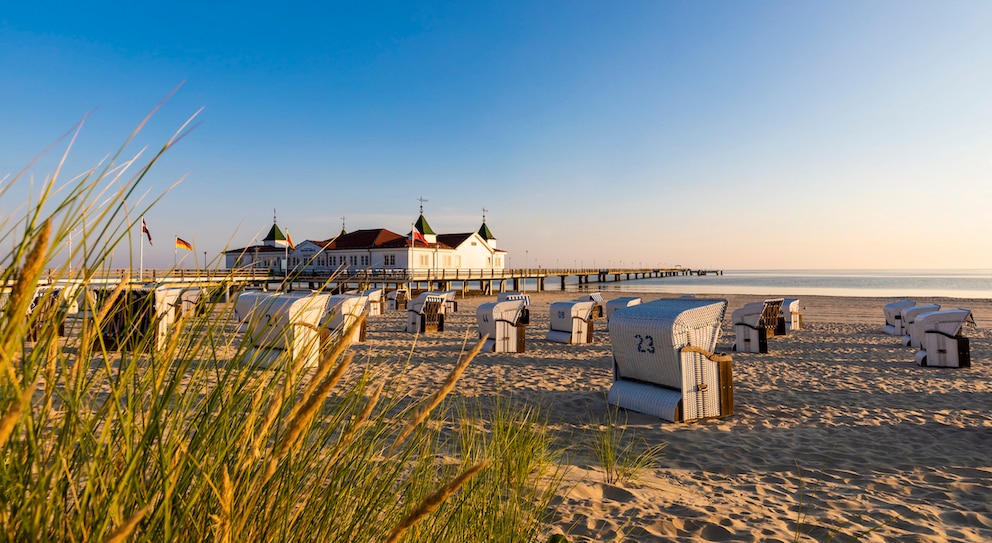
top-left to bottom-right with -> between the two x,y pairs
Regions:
39,266 -> 722,296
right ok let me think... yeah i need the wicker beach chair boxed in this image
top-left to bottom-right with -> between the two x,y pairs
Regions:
900,304 -> 940,348
238,291 -> 332,368
545,299 -> 596,344
914,309 -> 975,368
359,288 -> 384,316
406,293 -> 446,333
324,293 -> 369,344
607,298 -> 733,423
605,297 -> 642,323
476,299 -> 528,353
883,300 -> 915,336
585,292 -> 606,319
497,292 -> 531,324
782,298 -> 803,331
732,298 -> 786,353
387,289 -> 408,311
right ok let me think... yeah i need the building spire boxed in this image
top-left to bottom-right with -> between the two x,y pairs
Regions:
273,208 -> 277,224
418,196 -> 429,214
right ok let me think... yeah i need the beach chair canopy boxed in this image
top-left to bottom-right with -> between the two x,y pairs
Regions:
477,299 -> 528,330
497,292 -> 531,305
548,300 -> 595,330
918,309 -> 974,337
901,304 -> 940,347
605,297 -> 642,322
239,292 -> 331,351
609,298 -> 727,389
323,294 -> 368,332
884,300 -> 916,326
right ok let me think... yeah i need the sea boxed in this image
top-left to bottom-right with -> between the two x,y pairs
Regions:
530,269 -> 992,299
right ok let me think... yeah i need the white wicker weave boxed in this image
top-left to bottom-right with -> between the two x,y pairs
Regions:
406,294 -> 447,333
606,298 -> 730,423
546,300 -> 596,344
239,292 -> 332,368
883,300 -> 915,335
324,294 -> 368,344
782,298 -> 802,331
900,304 -> 940,348
914,309 -> 975,368
476,299 -> 528,352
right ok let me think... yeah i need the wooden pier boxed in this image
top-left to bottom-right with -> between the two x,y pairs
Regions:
39,266 -> 722,297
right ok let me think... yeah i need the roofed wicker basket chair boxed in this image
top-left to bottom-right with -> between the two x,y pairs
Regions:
781,297 -> 803,331
476,299 -> 529,353
913,309 -> 976,368
323,293 -> 370,344
731,298 -> 785,353
406,292 -> 446,333
900,303 -> 940,348
545,299 -> 596,344
88,285 -> 202,351
607,298 -> 733,423
883,300 -> 916,336
605,297 -> 642,323
234,291 -> 332,368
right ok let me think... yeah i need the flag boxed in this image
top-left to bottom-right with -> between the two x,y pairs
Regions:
141,218 -> 153,245
176,237 -> 193,251
411,227 -> 428,246
286,229 -> 295,250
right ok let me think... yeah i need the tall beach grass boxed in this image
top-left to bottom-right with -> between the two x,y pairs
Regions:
0,108 -> 564,541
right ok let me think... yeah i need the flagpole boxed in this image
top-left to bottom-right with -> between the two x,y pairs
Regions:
174,236 -> 178,268
139,218 -> 144,280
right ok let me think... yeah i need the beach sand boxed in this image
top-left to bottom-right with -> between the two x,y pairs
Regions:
353,291 -> 992,542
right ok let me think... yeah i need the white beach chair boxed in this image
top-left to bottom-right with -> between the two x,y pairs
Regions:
900,304 -> 940,348
607,298 -> 732,423
546,299 -> 596,344
914,309 -> 975,368
883,300 -> 915,336
782,298 -> 803,331
387,289 -> 408,311
359,288 -> 384,316
605,297 -> 642,323
323,293 -> 369,344
583,292 -> 605,319
433,289 -> 459,313
497,292 -> 531,324
732,298 -> 785,353
476,299 -> 528,353
406,293 -> 446,333
239,291 -> 332,369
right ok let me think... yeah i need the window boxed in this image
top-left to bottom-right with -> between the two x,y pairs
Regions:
361,255 -> 369,266
419,254 -> 429,267
384,254 -> 395,266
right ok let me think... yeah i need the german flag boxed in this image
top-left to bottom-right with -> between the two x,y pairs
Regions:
176,237 -> 193,251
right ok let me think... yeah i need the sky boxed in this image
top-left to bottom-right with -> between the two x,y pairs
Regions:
2,1 -> 992,270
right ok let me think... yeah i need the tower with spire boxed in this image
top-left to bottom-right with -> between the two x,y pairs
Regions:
262,209 -> 289,248
478,207 -> 496,249
412,196 -> 437,244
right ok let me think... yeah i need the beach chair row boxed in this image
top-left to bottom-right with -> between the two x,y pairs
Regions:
883,300 -> 975,368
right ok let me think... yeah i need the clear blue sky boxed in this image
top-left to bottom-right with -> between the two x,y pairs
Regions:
3,1 -> 991,270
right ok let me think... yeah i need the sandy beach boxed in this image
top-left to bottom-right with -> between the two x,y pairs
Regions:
351,291 -> 992,542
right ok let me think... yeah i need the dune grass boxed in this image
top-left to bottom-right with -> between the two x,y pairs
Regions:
0,111 -> 565,541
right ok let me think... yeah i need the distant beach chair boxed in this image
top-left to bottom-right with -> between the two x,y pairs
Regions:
387,289 -> 408,311
497,292 -> 531,324
406,293 -> 446,333
323,293 -> 369,344
914,309 -> 976,368
237,291 -> 332,368
90,286 -> 201,351
782,298 -> 803,331
607,298 -> 733,423
584,292 -> 606,319
605,297 -> 642,323
546,299 -> 596,344
434,289 -> 459,313
476,299 -> 528,353
357,288 -> 384,316
883,300 -> 915,335
731,299 -> 784,353
900,304 -> 940,348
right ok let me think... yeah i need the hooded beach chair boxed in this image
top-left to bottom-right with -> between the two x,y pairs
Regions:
497,292 -> 531,324
359,288 -> 384,316
732,298 -> 786,353
406,292 -> 446,333
585,292 -> 606,319
238,291 -> 332,368
605,297 -> 642,323
914,309 -> 975,368
387,289 -> 408,311
900,304 -> 940,348
476,299 -> 528,353
607,298 -> 733,423
782,298 -> 803,331
324,293 -> 369,344
545,299 -> 596,344
883,300 -> 915,336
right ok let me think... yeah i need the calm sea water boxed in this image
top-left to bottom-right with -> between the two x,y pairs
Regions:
530,269 -> 992,299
